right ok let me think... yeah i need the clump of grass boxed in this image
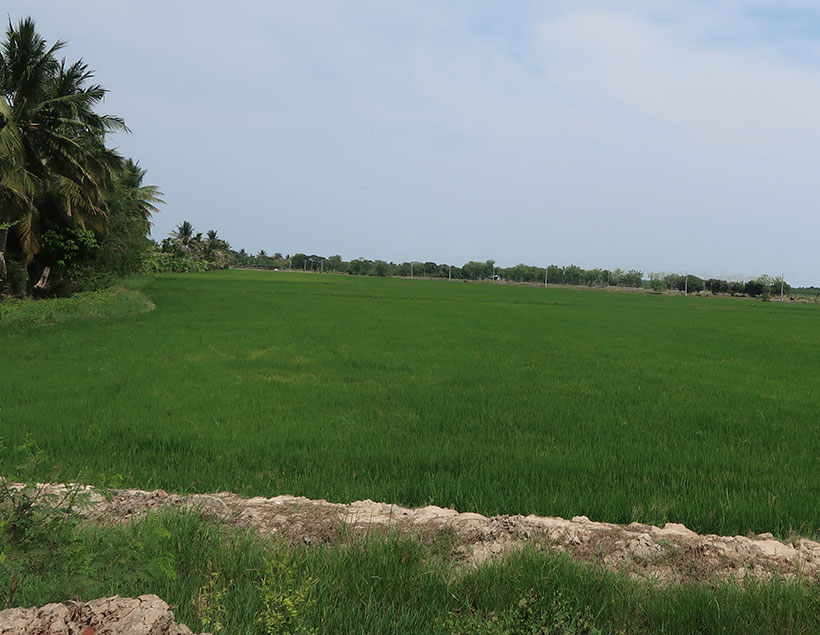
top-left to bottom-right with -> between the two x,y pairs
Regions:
0,286 -> 153,328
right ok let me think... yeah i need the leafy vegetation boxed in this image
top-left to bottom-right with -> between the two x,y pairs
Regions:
0,18 -> 162,297
2,270 -> 819,538
142,221 -> 232,274
0,284 -> 152,327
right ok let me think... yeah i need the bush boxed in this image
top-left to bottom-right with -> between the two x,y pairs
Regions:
0,261 -> 27,297
649,278 -> 666,294
686,276 -> 705,293
141,248 -> 211,274
705,279 -> 729,294
0,439 -> 91,608
728,282 -> 744,296
442,588 -> 603,635
745,280 -> 766,297
257,545 -> 316,635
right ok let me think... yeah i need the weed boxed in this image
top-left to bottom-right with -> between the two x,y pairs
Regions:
0,439 -> 90,607
443,588 -> 604,634
196,563 -> 232,633
256,544 -> 316,635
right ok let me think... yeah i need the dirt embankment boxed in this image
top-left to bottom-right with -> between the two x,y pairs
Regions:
12,482 -> 820,586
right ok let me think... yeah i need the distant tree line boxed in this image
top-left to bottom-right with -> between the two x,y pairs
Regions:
0,17 -> 798,304
648,273 -> 791,298
149,222 -> 791,300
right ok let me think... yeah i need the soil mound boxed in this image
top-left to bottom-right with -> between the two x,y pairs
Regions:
11,482 -> 820,585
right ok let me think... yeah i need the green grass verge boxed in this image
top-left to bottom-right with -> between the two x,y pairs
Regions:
4,509 -> 819,634
2,270 -> 819,537
0,284 -> 153,328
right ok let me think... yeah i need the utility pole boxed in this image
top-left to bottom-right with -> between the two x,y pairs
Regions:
685,273 -> 688,296
410,262 -> 413,278
449,265 -> 452,280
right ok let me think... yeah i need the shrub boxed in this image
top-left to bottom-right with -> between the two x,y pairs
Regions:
728,281 -> 744,296
649,278 -> 666,294
0,439 -> 90,608
257,545 -> 316,635
705,279 -> 729,294
745,280 -> 766,297
0,261 -> 27,297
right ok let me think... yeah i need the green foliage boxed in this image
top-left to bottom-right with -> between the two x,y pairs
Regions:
153,222 -> 230,273
684,275 -> 705,293
620,269 -> 644,288
443,589 -> 603,635
705,279 -> 729,295
256,546 -> 316,635
0,438 -> 90,608
141,247 -> 210,274
40,226 -> 98,270
0,17 -> 127,273
0,260 -> 27,296
196,564 -> 232,633
0,19 -> 161,296
649,276 -> 667,293
0,286 -> 152,328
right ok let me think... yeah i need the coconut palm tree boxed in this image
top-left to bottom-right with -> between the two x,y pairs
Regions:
170,221 -> 196,252
117,158 -> 163,227
0,17 -> 127,281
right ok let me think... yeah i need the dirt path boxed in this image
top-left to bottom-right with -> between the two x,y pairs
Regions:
15,482 -> 820,585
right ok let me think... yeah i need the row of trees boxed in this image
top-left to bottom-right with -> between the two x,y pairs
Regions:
0,18 -> 162,297
228,251 -> 648,287
648,273 -> 790,298
148,222 -> 791,299
221,245 -> 791,297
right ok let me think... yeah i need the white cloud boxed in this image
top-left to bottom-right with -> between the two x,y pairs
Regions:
534,10 -> 820,156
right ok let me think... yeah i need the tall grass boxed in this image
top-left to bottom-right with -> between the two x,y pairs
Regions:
7,511 -> 819,634
0,286 -> 152,328
2,271 -> 818,537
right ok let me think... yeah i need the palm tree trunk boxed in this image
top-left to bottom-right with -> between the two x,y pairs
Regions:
0,210 -> 9,280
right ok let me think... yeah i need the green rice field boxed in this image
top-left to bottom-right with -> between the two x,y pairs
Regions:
2,270 -> 819,538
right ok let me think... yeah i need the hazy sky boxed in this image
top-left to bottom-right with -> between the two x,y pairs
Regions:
7,1 -> 820,284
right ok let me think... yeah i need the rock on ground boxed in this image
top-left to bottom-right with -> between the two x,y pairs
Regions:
0,594 -> 205,635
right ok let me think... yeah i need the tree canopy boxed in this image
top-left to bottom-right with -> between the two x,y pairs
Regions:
0,17 -> 161,295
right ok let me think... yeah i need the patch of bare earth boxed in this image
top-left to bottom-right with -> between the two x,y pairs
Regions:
11,482 -> 820,585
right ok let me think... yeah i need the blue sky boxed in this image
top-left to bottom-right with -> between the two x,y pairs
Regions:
6,1 -> 820,284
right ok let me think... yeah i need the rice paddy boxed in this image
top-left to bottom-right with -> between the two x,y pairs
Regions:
2,270 -> 818,538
